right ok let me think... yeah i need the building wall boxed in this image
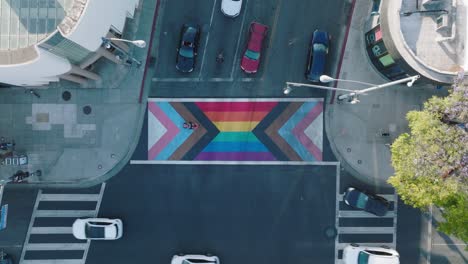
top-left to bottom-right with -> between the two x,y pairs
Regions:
0,0 -> 139,87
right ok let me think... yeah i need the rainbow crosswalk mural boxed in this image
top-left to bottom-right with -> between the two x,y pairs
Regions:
147,99 -> 324,162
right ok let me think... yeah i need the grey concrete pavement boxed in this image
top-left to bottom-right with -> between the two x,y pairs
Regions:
324,0 -> 466,263
0,0 -> 159,188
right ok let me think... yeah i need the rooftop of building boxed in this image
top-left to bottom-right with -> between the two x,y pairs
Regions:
0,0 -> 76,51
399,0 -> 466,73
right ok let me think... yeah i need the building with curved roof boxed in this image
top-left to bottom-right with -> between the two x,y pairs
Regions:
363,0 -> 466,85
0,0 -> 139,86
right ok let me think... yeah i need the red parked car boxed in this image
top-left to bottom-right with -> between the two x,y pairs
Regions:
240,22 -> 268,74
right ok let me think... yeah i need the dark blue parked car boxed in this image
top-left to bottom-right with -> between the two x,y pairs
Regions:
176,24 -> 200,73
306,30 -> 330,82
343,187 -> 390,216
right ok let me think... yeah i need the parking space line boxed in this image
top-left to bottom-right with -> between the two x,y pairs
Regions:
199,0 -> 218,78
230,0 -> 250,79
152,77 -> 256,82
152,78 -> 201,82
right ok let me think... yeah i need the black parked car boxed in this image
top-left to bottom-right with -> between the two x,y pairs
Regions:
343,187 -> 390,216
176,24 -> 200,73
305,30 -> 330,82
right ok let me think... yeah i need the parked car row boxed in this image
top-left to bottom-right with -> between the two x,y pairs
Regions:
174,0 -> 330,81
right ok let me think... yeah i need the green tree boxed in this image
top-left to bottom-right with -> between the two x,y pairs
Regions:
388,81 -> 467,242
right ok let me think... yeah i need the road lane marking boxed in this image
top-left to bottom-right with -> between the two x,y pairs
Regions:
199,0 -> 218,78
261,0 -> 284,79
230,0 -> 250,79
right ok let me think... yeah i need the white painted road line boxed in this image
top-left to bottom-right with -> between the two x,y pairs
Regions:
131,160 -> 340,166
21,260 -> 83,264
230,0 -> 249,79
338,226 -> 395,234
152,77 -> 255,82
39,193 -> 100,201
199,0 -> 218,77
338,210 -> 396,218
24,243 -> 87,251
30,227 -> 73,234
152,77 -> 200,82
20,183 -> 106,264
335,243 -> 394,251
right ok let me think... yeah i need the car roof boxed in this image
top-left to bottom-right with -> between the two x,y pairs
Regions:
247,22 -> 268,51
368,254 -> 399,264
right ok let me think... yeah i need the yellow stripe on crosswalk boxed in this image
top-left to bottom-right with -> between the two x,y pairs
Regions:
213,121 -> 260,131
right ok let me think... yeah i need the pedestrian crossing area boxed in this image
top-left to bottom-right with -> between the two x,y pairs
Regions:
19,183 -> 106,264
334,192 -> 398,264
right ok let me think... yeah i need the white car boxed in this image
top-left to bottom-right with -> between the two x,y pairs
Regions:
171,254 -> 220,264
343,244 -> 399,264
221,0 -> 243,17
72,218 -> 123,240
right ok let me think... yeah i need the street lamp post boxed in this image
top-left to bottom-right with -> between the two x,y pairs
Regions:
101,37 -> 147,67
284,75 -> 420,104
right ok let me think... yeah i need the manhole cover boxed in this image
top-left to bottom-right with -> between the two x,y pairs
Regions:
62,91 -> 71,101
83,105 -> 92,115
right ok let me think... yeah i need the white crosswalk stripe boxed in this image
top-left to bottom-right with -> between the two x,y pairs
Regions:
19,183 -> 106,264
335,189 -> 398,264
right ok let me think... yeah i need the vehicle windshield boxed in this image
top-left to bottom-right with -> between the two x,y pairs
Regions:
313,43 -> 327,53
356,193 -> 369,209
85,224 -> 104,238
358,251 -> 370,264
245,49 -> 260,60
180,47 -> 194,58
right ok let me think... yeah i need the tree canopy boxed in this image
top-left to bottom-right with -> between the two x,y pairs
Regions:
388,79 -> 467,242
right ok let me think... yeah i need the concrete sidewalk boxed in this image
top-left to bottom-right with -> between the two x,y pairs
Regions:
0,0 -> 160,188
325,0 -> 466,263
324,0 -> 446,188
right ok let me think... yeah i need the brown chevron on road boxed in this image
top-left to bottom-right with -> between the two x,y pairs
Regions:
169,102 -> 207,160
265,102 -> 303,161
